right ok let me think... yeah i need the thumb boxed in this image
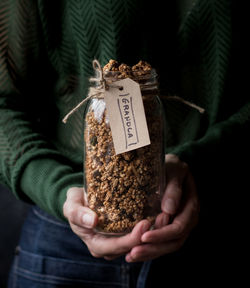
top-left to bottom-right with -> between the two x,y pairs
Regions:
161,178 -> 183,215
63,187 -> 98,228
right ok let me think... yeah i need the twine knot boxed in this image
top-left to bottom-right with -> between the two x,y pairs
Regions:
63,60 -> 106,124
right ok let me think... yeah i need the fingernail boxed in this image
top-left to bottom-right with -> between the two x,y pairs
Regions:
126,254 -> 133,263
82,213 -> 94,227
164,198 -> 176,214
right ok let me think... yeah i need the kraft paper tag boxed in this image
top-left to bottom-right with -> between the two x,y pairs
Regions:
104,78 -> 151,155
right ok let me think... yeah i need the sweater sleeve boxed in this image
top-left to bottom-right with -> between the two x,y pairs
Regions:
167,0 -> 250,195
0,0 -> 82,221
171,102 -> 250,177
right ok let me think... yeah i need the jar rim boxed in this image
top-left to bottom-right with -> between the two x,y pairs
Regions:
103,68 -> 157,81
90,68 -> 158,95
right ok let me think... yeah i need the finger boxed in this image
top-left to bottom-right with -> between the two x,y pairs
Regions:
162,155 -> 189,215
104,254 -> 123,261
104,256 -> 116,261
161,178 -> 183,215
89,219 -> 151,256
142,184 -> 199,243
141,204 -> 196,244
126,237 -> 187,262
154,212 -> 170,229
141,221 -> 184,243
66,187 -> 85,203
63,187 -> 98,229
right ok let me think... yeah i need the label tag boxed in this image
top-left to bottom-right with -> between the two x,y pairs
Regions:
104,78 -> 151,155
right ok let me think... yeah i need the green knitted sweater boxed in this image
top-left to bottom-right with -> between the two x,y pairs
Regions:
0,0 -> 249,221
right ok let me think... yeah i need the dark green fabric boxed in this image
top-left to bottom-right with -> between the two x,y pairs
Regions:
0,0 -> 249,221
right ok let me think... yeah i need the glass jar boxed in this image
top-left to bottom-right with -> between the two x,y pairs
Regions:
83,68 -> 165,235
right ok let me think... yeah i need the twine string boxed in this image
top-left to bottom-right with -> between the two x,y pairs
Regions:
62,60 -> 121,124
62,59 -> 205,124
162,95 -> 205,114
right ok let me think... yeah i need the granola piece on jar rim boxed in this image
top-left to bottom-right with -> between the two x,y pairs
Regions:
132,60 -> 152,76
103,59 -> 119,71
118,63 -> 133,78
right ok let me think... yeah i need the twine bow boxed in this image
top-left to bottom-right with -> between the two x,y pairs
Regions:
62,60 -> 121,124
62,59 -> 205,124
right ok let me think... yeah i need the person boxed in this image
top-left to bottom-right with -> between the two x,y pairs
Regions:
0,0 -> 248,287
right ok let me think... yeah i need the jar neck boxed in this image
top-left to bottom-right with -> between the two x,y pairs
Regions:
102,69 -> 158,95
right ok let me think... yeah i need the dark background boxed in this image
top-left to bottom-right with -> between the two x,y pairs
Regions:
0,184 -> 29,288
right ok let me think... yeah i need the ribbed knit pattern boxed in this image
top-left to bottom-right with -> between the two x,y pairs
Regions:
0,0 -> 249,220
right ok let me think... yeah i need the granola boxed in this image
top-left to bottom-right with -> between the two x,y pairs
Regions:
84,60 -> 164,234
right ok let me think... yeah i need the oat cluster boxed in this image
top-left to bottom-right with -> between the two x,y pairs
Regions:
84,60 -> 163,234
103,59 -> 152,79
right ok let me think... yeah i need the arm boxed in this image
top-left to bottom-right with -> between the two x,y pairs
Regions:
125,102 -> 250,262
0,0 -> 82,220
124,0 -> 250,262
0,2 -> 148,258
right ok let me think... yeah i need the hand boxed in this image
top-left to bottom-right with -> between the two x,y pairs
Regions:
125,154 -> 200,262
63,187 -> 151,260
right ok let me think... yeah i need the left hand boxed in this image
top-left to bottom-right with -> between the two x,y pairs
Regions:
125,154 -> 200,262
63,187 -> 151,260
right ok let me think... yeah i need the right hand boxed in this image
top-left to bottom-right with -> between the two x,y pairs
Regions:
63,187 -> 151,260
